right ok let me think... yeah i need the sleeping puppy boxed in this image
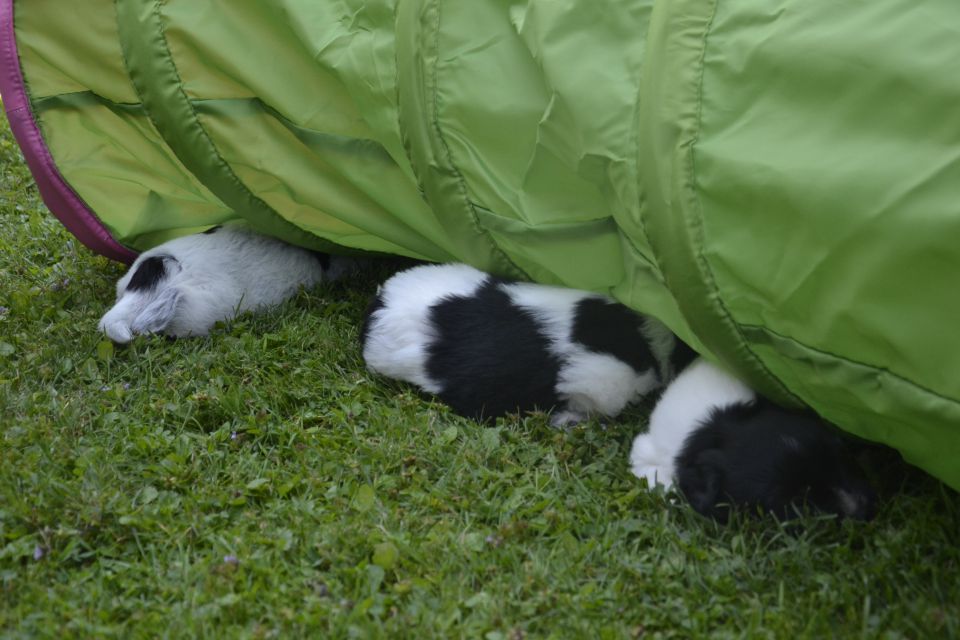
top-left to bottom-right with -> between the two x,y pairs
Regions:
98,224 -> 344,343
361,263 -> 695,426
630,358 -> 877,521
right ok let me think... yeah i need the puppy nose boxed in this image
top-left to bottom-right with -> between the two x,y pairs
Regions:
836,488 -> 877,521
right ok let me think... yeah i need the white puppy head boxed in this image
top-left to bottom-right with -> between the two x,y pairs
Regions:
98,254 -> 185,343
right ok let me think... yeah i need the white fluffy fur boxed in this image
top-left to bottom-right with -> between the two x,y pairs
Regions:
499,282 -> 660,426
362,263 -> 488,394
629,357 -> 756,489
98,225 -> 329,343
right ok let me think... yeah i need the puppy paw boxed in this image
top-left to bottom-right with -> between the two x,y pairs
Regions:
549,409 -> 587,429
98,315 -> 134,344
98,298 -> 138,344
629,434 -> 674,489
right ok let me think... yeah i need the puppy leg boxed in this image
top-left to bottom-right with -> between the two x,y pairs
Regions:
630,358 -> 755,489
98,295 -> 140,344
629,433 -> 676,489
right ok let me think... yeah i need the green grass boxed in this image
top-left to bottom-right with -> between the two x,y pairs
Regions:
1,115 -> 958,640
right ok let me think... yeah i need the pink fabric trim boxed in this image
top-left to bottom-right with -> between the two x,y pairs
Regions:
0,0 -> 136,263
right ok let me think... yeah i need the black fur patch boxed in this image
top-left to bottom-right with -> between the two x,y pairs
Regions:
571,297 -> 655,373
127,255 -> 170,292
201,225 -> 222,234
668,339 -> 698,375
310,251 -> 332,271
425,279 -> 561,421
674,400 -> 876,522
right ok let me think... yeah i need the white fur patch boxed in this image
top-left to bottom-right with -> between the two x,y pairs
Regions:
501,283 -> 660,423
361,263 -> 488,394
556,353 -> 659,418
630,358 -> 756,489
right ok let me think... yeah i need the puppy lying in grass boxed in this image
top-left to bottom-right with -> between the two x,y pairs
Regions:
99,230 -> 877,521
630,358 -> 876,522
98,225 -> 345,343
361,263 -> 695,427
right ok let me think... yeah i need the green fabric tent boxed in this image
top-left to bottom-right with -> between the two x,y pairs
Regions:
4,1 -> 959,488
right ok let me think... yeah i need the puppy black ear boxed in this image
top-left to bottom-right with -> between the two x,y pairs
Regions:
677,449 -> 726,520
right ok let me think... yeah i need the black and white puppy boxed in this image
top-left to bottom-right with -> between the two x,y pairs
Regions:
363,264 -> 876,520
361,263 -> 695,426
630,358 -> 876,521
98,224 -> 344,343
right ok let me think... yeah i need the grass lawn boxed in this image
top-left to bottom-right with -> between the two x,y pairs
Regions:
1,113 -> 958,639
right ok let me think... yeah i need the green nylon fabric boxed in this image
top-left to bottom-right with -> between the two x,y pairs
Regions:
13,0 -> 960,488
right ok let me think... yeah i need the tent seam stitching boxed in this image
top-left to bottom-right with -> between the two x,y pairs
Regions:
427,0 -> 527,280
684,0 -> 799,403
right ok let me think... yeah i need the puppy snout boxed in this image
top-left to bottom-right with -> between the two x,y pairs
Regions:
835,486 -> 877,521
